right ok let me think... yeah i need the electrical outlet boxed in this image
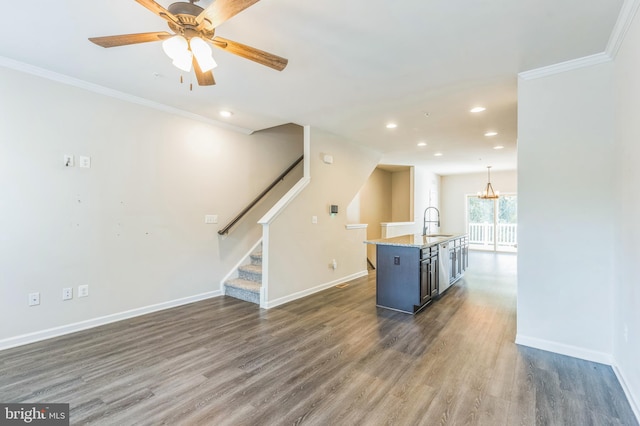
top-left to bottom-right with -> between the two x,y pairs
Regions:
28,292 -> 40,306
62,287 -> 73,301
78,285 -> 89,298
331,259 -> 338,270
312,216 -> 318,224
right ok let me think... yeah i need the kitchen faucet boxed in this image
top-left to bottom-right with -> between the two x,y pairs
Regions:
422,207 -> 440,236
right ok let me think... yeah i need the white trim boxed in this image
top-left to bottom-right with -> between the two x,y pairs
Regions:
380,221 -> 415,227
0,291 -> 221,351
258,177 -> 310,224
518,52 -> 612,81
219,238 -> 263,292
0,56 -> 253,135
260,225 -> 270,308
613,364 -> 640,423
606,0 -> 640,59
515,334 -> 614,365
345,224 -> 368,230
303,125 -> 311,179
263,270 -> 368,309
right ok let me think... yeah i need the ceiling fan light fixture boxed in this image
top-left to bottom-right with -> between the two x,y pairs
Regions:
190,37 -> 217,72
172,50 -> 193,72
162,35 -> 188,60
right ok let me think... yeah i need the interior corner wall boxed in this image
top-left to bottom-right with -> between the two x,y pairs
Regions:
358,168 -> 392,265
412,167 -> 441,234
391,170 -> 411,222
516,61 -> 615,361
0,66 -> 302,344
266,128 -> 381,303
441,170 -> 517,234
612,6 -> 640,414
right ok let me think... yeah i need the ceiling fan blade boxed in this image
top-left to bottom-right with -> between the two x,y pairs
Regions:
211,37 -> 288,71
196,0 -> 260,30
193,57 -> 216,86
89,32 -> 172,48
135,0 -> 181,25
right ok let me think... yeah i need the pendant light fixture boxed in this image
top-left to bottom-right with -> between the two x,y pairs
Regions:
478,166 -> 499,199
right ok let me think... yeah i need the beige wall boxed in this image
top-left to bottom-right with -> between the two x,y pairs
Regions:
0,66 -> 302,345
265,128 -> 380,304
358,168 -> 392,264
391,169 -> 411,222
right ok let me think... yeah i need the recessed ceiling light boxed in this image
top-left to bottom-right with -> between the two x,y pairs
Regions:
493,145 -> 504,150
417,142 -> 427,147
219,110 -> 233,118
434,152 -> 443,157
484,131 -> 498,137
386,123 -> 398,129
470,106 -> 486,113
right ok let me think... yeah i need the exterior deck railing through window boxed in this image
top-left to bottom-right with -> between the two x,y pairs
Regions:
468,222 -> 517,248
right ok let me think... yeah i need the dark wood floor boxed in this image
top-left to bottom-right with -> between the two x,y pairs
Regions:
1,252 -> 637,425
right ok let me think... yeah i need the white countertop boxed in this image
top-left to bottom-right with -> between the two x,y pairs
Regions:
364,233 -> 466,248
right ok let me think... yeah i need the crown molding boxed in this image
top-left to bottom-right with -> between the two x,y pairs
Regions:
0,56 -> 254,135
519,0 -> 640,81
518,52 -> 612,81
606,0 -> 640,59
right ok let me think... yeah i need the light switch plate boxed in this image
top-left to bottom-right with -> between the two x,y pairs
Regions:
64,155 -> 74,167
205,215 -> 218,224
312,216 -> 318,224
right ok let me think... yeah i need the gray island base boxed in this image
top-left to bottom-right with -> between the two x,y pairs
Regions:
365,233 -> 468,314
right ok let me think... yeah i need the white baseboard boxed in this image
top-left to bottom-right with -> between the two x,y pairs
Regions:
515,334 -> 614,365
263,270 -> 368,309
612,364 -> 640,424
0,290 -> 221,351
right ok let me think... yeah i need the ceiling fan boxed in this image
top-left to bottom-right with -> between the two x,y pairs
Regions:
89,0 -> 288,86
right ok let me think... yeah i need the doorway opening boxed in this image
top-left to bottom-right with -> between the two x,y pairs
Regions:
466,194 -> 517,252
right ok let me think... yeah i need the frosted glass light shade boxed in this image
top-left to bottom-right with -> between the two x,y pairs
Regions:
189,37 -> 217,72
162,35 -> 188,60
172,50 -> 193,72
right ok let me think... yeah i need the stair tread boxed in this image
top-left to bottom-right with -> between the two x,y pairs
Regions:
238,264 -> 262,274
225,278 -> 261,293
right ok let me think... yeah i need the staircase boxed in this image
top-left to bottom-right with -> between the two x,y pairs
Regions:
224,249 -> 262,305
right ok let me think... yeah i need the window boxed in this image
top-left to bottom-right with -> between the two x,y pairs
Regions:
467,194 -> 517,252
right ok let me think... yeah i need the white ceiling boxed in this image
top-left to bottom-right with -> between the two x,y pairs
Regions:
0,0 -> 624,175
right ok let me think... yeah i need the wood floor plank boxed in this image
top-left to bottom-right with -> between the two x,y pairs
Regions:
0,252 -> 637,425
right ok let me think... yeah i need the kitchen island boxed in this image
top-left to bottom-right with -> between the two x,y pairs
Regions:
365,233 -> 468,314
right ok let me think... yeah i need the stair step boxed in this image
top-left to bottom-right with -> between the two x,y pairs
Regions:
250,251 -> 262,266
238,264 -> 262,282
225,278 -> 260,304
